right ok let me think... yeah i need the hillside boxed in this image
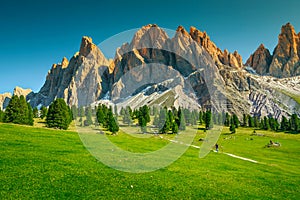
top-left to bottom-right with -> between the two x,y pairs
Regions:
0,123 -> 299,199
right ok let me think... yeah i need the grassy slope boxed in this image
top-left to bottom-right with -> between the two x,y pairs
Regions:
0,123 -> 300,199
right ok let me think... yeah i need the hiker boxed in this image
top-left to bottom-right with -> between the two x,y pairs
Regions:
215,143 -> 219,152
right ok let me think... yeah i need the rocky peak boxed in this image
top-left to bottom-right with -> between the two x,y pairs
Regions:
61,57 -> 69,68
275,23 -> 299,58
189,26 -> 243,69
176,25 -> 190,38
246,22 -> 300,77
79,36 -> 96,57
129,24 -> 169,50
245,43 -> 272,74
0,92 -> 12,110
13,86 -> 32,97
269,23 -> 300,77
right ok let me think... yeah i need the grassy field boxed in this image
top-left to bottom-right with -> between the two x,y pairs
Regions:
1,122 -> 300,199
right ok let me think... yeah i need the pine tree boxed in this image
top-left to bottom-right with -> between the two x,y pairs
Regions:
84,106 -> 93,126
0,108 -> 4,122
46,98 -> 72,130
217,112 -> 223,125
153,115 -> 159,127
120,107 -> 125,116
40,106 -> 48,119
254,116 -> 260,128
178,110 -> 186,130
138,105 -> 150,133
71,105 -> 78,120
248,116 -> 255,127
232,114 -> 240,128
33,107 -> 39,118
224,113 -> 231,126
242,114 -> 248,127
4,95 -> 33,125
96,105 -> 105,125
78,106 -> 85,118
199,111 -> 203,125
291,114 -> 299,132
114,105 -> 118,116
280,116 -> 289,131
263,116 -> 270,130
229,120 -> 236,134
160,112 -> 171,134
107,109 -> 119,134
153,106 -> 159,116
4,95 -> 20,123
171,121 -> 179,134
123,107 -> 132,125
158,108 -> 167,130
27,103 -> 34,126
204,110 -> 213,130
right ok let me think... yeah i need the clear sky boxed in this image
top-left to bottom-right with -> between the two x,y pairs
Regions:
0,0 -> 299,93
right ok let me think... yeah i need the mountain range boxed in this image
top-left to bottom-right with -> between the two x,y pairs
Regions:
1,23 -> 299,119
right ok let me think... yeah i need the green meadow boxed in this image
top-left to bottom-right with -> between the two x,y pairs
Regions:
0,122 -> 299,199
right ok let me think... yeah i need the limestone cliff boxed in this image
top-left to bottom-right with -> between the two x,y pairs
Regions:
245,44 -> 272,74
0,93 -> 12,110
29,36 -> 111,107
246,23 -> 300,77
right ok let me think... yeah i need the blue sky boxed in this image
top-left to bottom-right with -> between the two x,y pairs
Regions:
0,0 -> 299,93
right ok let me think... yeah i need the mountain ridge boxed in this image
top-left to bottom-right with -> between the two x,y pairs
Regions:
1,23 -> 299,120
246,23 -> 300,77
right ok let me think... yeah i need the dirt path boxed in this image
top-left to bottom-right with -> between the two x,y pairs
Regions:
159,135 -> 260,164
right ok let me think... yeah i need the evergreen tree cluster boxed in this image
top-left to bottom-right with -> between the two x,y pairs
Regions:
97,104 -> 119,134
152,107 -> 187,134
3,95 -> 33,125
46,98 -> 72,130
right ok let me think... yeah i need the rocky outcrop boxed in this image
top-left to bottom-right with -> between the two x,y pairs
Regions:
0,93 -> 12,110
189,26 -> 243,69
13,86 -> 32,97
246,23 -> 300,77
245,44 -> 272,74
0,87 -> 32,110
29,36 -> 111,107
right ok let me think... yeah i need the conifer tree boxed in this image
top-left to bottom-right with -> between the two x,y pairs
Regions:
160,112 -> 171,134
96,105 -> 105,125
158,108 -> 167,130
248,115 -> 255,127
123,107 -> 132,125
33,107 -> 39,118
178,110 -> 186,130
291,114 -> 299,132
0,108 -> 4,122
107,109 -> 119,134
204,110 -> 213,130
280,116 -> 289,131
172,121 -> 179,134
232,114 -> 240,128
229,119 -> 236,133
27,103 -> 34,126
4,95 -> 33,126
71,105 -> 78,120
199,111 -> 203,125
46,98 -> 72,130
84,106 -> 93,126
242,114 -> 248,127
40,106 -> 48,119
224,113 -> 231,126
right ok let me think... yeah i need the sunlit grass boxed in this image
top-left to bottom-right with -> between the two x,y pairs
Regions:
0,123 -> 299,199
